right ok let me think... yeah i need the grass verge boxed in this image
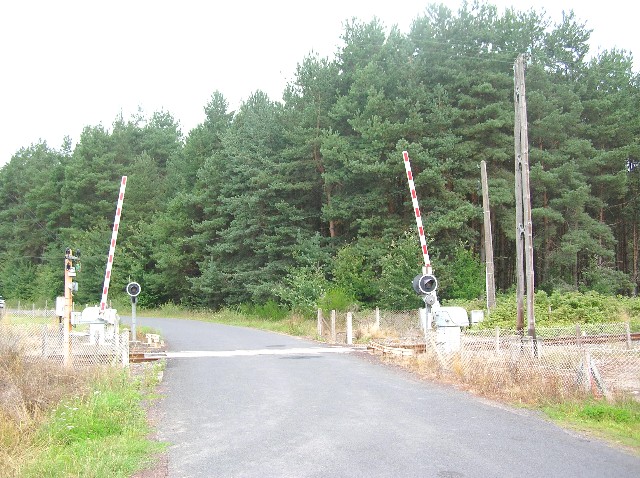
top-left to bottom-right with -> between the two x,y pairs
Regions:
1,338 -> 166,478
200,310 -> 317,337
23,368 -> 166,478
140,305 -> 319,338
390,351 -> 640,454
542,398 -> 640,452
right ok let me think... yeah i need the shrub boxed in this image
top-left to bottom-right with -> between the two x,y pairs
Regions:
444,245 -> 485,300
276,265 -> 329,315
318,287 -> 358,313
331,239 -> 383,303
237,300 -> 289,321
378,231 -> 425,310
466,291 -> 640,330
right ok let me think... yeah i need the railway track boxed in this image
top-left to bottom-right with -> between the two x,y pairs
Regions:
538,332 -> 640,346
368,332 -> 640,356
129,350 -> 166,363
127,333 -> 640,362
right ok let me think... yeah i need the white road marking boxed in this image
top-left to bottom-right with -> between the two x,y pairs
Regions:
161,347 -> 358,358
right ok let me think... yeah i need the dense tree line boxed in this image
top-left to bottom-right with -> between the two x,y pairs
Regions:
0,2 -> 638,313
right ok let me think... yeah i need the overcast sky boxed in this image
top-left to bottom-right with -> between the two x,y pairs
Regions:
1,0 -> 638,167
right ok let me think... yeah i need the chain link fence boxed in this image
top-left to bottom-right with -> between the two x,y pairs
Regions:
320,308 -> 640,398
454,323 -> 640,398
0,310 -> 129,368
317,308 -> 424,343
6,305 -> 638,398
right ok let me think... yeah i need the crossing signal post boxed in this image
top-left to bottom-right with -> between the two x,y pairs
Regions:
126,282 -> 141,342
63,248 -> 80,366
412,273 -> 438,303
412,271 -> 440,331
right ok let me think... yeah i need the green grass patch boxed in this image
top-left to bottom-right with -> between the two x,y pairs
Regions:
19,368 -> 166,478
136,304 -> 318,338
542,398 -> 640,452
200,309 -> 317,337
0,314 -> 55,325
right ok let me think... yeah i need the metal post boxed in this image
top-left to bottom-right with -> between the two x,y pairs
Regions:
131,297 -> 137,342
423,303 -> 433,344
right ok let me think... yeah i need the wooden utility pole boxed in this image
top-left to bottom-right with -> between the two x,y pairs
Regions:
514,60 -> 525,333
514,54 -> 536,341
480,160 -> 496,310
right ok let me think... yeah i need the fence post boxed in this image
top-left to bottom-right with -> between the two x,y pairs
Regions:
581,349 -> 592,393
317,309 -> 323,337
375,307 -> 380,329
331,310 -> 336,343
346,312 -> 353,345
123,333 -> 130,367
576,324 -> 582,347
625,322 -> 632,350
494,327 -> 500,353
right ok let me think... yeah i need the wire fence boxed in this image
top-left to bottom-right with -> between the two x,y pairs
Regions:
0,312 -> 129,368
0,303 -> 58,319
318,309 -> 424,343
5,305 -> 639,398
438,324 -> 640,399
321,309 -> 640,399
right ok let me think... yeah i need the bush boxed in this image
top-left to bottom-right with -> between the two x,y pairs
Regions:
378,231 -> 425,310
466,291 -> 640,330
331,239 -> 383,303
443,245 -> 484,300
580,262 -> 635,296
276,265 -> 329,316
237,300 -> 289,321
318,287 -> 358,313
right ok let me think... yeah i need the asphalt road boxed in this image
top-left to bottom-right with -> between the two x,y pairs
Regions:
129,316 -> 639,478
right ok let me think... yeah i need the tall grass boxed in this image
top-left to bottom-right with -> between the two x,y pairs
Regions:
0,337 -> 164,478
21,371 -> 164,478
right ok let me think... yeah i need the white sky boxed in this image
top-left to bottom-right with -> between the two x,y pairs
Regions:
0,0 -> 638,166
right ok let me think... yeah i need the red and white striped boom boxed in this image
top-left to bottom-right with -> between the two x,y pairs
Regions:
402,151 -> 432,275
99,176 -> 127,312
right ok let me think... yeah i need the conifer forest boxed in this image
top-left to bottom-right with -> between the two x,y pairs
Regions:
1,3 -> 638,313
